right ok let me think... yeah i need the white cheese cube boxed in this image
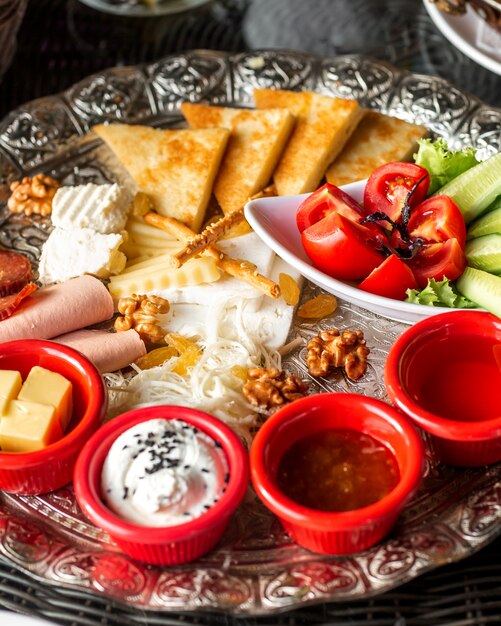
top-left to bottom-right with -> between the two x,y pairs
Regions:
38,227 -> 126,285
51,183 -> 132,234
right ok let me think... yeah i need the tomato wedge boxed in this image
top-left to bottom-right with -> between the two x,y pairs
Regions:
359,254 -> 418,300
407,238 -> 466,288
296,183 -> 365,233
364,162 -> 430,223
301,211 -> 384,281
407,195 -> 466,249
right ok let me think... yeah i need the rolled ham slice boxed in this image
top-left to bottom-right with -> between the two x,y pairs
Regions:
53,329 -> 146,373
0,275 -> 114,343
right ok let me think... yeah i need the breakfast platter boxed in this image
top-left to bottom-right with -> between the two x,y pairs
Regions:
0,50 -> 500,616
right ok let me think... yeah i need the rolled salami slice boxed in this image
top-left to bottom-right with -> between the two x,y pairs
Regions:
0,275 -> 114,343
0,283 -> 37,321
53,329 -> 146,373
0,250 -> 33,297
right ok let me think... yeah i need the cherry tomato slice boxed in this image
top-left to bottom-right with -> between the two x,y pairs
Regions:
407,238 -> 466,288
301,211 -> 384,281
364,162 -> 430,223
358,254 -> 418,300
296,183 -> 365,233
407,195 -> 466,249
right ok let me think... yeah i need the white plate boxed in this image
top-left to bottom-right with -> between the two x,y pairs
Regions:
245,180 -> 470,325
0,611 -> 57,626
424,0 -> 501,75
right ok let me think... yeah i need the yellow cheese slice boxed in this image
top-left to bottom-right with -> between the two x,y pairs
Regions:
181,103 -> 295,214
18,366 -> 73,432
93,123 -> 230,232
253,89 -> 364,196
326,111 -> 429,186
0,370 -> 22,415
0,399 -> 63,452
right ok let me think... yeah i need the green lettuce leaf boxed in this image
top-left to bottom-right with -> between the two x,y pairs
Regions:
414,138 -> 478,194
405,277 -> 477,308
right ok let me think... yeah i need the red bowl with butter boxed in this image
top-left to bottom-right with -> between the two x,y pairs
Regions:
385,310 -> 501,466
0,339 -> 106,494
250,393 -> 424,555
73,405 -> 249,566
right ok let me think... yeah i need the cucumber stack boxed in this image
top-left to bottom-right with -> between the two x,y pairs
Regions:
436,153 -> 501,317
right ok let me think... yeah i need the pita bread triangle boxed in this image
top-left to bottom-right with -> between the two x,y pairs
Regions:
182,102 -> 295,215
326,111 -> 428,186
254,89 -> 364,196
93,123 -> 229,232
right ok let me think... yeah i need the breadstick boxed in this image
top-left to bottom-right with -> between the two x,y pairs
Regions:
168,185 -> 278,269
142,212 -> 280,299
169,209 -> 246,269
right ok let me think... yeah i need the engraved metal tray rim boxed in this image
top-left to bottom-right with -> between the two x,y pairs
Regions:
0,49 -> 500,616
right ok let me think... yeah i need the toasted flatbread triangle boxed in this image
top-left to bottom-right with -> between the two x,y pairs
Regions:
253,89 -> 364,196
326,111 -> 428,186
181,103 -> 295,214
93,123 -> 229,232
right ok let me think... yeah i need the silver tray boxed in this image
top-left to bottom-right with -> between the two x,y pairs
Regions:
0,50 -> 500,616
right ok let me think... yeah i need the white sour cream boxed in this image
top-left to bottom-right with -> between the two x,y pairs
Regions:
101,418 -> 229,527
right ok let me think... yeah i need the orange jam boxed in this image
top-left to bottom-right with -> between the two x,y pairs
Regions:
276,429 -> 399,512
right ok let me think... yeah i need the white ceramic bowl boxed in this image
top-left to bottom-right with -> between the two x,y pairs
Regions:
245,180 -> 472,325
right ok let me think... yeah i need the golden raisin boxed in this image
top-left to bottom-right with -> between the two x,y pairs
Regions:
165,333 -> 202,376
297,294 -> 337,319
279,273 -> 300,306
231,365 -> 249,382
135,346 -> 177,369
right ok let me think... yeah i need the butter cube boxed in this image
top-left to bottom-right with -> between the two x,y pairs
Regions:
18,366 -> 73,431
0,370 -> 22,415
0,399 -> 63,452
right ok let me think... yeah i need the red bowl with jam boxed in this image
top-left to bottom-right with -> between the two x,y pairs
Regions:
250,393 -> 424,555
385,310 -> 501,467
73,405 -> 249,566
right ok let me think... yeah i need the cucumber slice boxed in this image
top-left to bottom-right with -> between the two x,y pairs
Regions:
435,152 -> 501,224
456,267 -> 501,317
467,196 -> 501,239
465,234 -> 501,274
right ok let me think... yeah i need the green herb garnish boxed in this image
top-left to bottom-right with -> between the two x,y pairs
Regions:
405,277 -> 477,308
414,138 -> 478,194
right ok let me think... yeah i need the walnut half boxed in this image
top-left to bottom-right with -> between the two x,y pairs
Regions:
306,328 -> 369,381
243,367 -> 309,411
8,174 -> 60,217
114,294 -> 169,344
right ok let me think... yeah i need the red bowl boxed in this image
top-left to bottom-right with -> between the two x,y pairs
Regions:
73,405 -> 249,566
385,310 -> 501,466
0,339 -> 106,494
250,393 -> 424,555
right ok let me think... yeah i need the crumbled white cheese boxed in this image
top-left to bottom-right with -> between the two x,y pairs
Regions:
38,227 -> 126,285
52,183 -> 132,234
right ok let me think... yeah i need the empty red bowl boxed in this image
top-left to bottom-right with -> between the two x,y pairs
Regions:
385,310 -> 501,466
250,393 -> 424,555
73,405 -> 249,566
0,339 -> 106,494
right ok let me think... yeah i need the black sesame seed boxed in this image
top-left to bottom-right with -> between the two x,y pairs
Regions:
201,468 -> 209,473
214,440 -> 222,449
224,473 -> 230,484
123,486 -> 128,499
122,445 -> 129,450
184,465 -> 190,470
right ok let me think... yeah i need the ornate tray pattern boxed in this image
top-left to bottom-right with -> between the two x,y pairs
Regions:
0,50 -> 500,615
